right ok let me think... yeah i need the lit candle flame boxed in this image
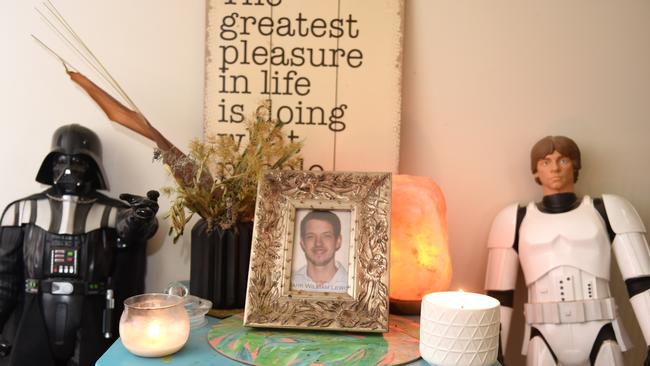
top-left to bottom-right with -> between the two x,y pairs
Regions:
147,322 -> 161,338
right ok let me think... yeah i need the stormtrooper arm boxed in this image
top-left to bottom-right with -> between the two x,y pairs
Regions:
605,194 -> 650,346
485,203 -> 522,354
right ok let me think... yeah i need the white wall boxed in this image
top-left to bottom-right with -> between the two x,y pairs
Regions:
402,1 -> 650,364
2,1 -> 650,364
0,0 -> 204,293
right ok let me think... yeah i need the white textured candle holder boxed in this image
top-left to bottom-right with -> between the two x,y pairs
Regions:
420,292 -> 500,366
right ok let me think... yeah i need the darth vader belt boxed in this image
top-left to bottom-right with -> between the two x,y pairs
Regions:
25,279 -> 106,295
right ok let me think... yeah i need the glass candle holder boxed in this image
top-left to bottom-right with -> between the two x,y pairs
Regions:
184,295 -> 212,329
119,293 -> 190,357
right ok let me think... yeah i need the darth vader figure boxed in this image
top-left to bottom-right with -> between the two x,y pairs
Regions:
0,124 -> 159,366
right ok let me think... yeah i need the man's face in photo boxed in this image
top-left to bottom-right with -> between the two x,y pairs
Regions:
300,218 -> 342,267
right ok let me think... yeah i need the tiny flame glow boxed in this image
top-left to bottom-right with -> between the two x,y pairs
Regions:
146,322 -> 161,338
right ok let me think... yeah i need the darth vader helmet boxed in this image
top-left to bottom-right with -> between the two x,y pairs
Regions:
36,124 -> 108,192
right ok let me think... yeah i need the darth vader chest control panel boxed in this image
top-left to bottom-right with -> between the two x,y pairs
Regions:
50,238 -> 79,276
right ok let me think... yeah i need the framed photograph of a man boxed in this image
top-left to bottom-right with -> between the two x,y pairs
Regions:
244,171 -> 391,332
291,209 -> 352,294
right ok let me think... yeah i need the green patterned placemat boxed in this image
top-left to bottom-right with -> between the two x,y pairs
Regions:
207,314 -> 421,366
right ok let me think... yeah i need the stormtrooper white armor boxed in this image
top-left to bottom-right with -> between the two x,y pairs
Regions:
486,193 -> 650,366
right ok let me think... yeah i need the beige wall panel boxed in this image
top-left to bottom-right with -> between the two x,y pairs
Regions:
265,2 -> 339,170
336,0 -> 403,172
204,3 -> 270,143
204,0 -> 403,172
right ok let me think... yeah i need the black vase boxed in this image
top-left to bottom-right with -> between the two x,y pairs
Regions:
189,219 -> 254,309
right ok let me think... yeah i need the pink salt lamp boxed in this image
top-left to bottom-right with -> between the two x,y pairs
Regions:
390,175 -> 452,314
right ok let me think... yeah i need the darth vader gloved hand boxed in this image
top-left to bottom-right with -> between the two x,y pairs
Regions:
116,190 -> 159,246
119,190 -> 160,220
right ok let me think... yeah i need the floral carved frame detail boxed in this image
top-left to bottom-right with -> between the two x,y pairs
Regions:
243,170 -> 392,332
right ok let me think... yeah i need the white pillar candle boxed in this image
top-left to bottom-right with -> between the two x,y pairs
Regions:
420,291 -> 500,366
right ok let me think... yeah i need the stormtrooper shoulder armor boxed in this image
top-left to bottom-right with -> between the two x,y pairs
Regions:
603,194 -> 646,234
488,203 -> 520,249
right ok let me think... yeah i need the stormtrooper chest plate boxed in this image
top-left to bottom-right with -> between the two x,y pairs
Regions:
518,196 -> 611,285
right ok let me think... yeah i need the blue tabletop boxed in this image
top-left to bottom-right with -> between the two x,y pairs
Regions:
96,316 -> 431,366
97,317 -> 241,366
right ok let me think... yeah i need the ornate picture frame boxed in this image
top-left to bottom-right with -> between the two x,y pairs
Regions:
243,170 -> 391,332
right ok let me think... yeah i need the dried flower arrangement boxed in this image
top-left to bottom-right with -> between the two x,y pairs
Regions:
33,2 -> 301,241
162,107 -> 301,242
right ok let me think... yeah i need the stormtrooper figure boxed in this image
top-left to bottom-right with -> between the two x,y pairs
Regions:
485,136 -> 650,366
0,124 -> 159,366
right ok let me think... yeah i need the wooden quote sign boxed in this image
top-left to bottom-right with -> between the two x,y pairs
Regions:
204,0 -> 404,172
